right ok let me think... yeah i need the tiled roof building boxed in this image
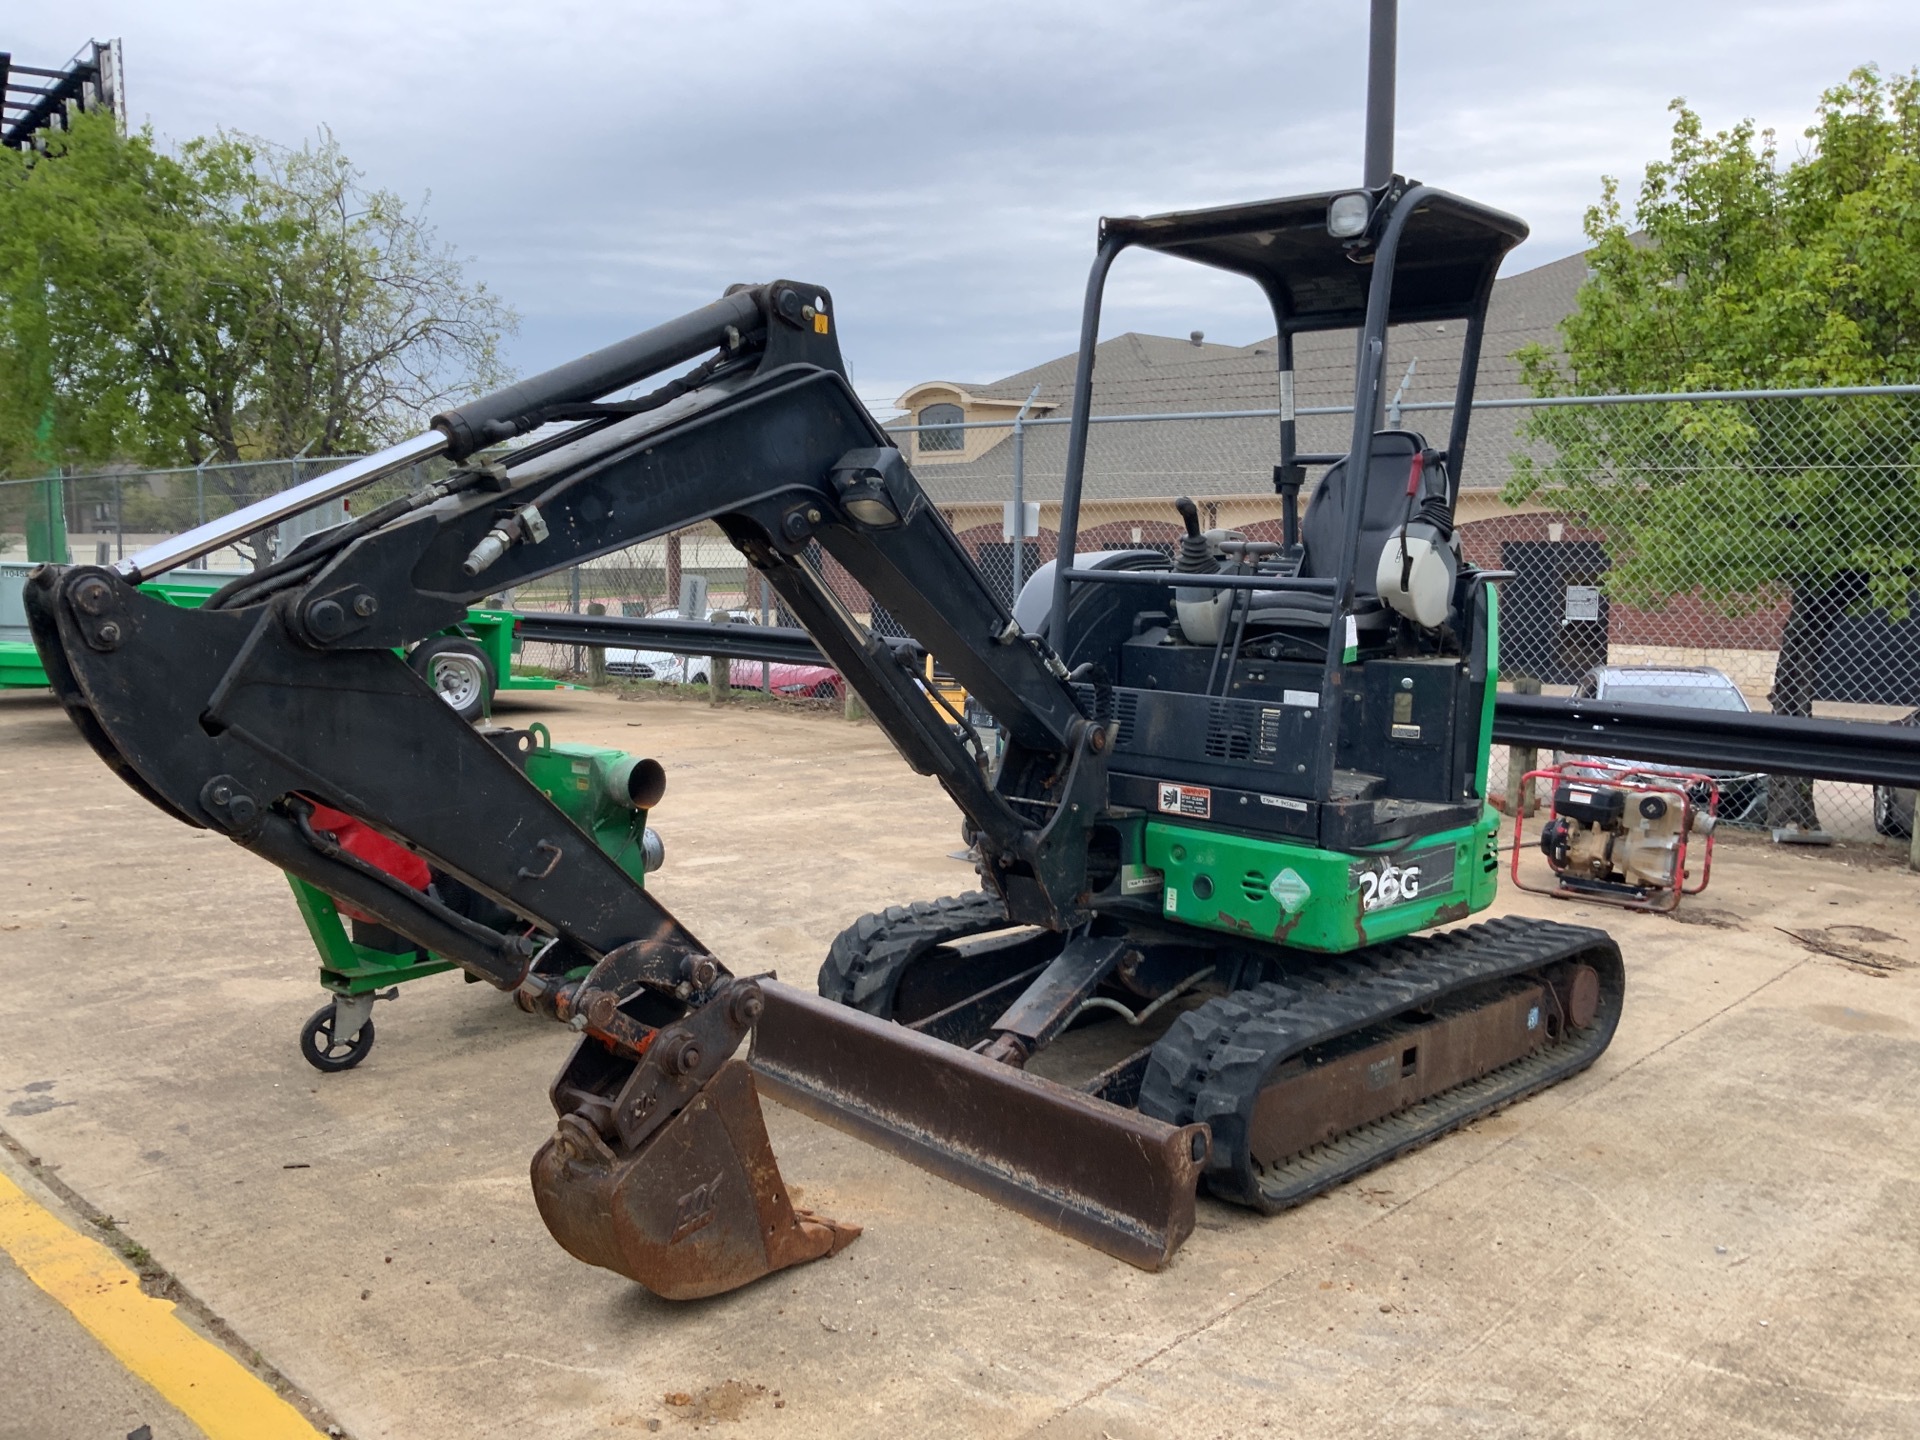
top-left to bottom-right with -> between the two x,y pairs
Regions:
888,249 -> 1587,513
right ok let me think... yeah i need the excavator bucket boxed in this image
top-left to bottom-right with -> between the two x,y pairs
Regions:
750,982 -> 1210,1271
531,1057 -> 859,1301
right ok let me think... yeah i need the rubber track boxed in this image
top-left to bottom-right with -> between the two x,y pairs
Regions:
817,892 -> 1009,1015
1139,915 -> 1624,1212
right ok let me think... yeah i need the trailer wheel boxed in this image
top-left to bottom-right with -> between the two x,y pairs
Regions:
410,636 -> 496,722
300,1003 -> 376,1072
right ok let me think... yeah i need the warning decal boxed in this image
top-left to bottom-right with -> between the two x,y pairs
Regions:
1157,782 -> 1212,820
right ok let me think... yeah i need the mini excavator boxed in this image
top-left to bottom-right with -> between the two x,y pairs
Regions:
28,1 -> 1622,1298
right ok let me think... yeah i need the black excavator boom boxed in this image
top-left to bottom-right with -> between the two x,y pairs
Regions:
24,274 -> 1174,1288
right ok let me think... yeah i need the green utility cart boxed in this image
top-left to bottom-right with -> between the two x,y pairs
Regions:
291,723 -> 667,1070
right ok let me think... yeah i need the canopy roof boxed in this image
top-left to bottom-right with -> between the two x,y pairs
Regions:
1103,185 -> 1528,333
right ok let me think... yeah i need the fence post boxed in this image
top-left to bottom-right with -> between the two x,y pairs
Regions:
1010,383 -> 1041,606
1011,416 -> 1026,600
193,460 -> 207,567
1504,674 -> 1541,818
759,573 -> 772,693
586,602 -> 607,686
1387,357 -> 1416,429
568,566 -> 583,675
1909,806 -> 1920,873
708,610 -> 732,706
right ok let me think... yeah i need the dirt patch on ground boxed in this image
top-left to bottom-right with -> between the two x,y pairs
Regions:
1803,1004 -> 1912,1035
1666,906 -> 1747,930
1713,827 -> 1916,873
1776,924 -> 1914,976
637,1379 -> 776,1428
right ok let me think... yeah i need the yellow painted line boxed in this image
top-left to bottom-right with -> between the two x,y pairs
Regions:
0,1168 -> 323,1440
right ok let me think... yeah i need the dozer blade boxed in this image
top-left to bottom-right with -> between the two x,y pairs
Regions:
531,1058 -> 859,1301
750,982 -> 1210,1271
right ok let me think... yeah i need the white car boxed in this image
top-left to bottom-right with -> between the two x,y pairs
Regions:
1556,664 -> 1768,823
604,608 -> 757,682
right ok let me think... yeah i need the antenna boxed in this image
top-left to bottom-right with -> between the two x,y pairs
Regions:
1363,0 -> 1396,189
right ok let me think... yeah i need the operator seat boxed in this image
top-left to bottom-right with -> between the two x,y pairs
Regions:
1246,429 -> 1452,632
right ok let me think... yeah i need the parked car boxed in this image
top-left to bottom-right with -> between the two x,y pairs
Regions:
1872,708 -> 1920,839
1556,665 -> 1768,824
716,658 -> 843,699
603,608 -> 756,681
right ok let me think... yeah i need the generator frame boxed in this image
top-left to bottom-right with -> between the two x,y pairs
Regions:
1510,762 -> 1717,913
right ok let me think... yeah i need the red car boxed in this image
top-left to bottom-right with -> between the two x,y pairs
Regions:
712,658 -> 842,700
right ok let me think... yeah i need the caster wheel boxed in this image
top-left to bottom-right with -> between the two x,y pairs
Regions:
300,1003 -> 376,1072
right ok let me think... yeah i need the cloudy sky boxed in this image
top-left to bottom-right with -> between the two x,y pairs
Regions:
16,2 -> 1920,410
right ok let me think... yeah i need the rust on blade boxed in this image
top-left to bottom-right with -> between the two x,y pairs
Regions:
750,981 -> 1209,1271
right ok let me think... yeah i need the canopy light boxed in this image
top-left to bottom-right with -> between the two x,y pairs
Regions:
1327,191 -> 1372,239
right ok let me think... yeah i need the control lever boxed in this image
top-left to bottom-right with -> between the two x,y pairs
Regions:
1172,496 -> 1214,575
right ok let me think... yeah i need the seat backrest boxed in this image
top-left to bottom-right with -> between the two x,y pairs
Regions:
1299,430 -> 1448,594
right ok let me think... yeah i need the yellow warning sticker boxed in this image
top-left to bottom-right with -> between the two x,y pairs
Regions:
813,313 -> 830,334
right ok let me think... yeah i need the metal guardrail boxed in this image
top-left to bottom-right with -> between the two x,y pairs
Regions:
511,611 -> 841,667
1490,694 -> 1920,791
520,611 -> 1919,792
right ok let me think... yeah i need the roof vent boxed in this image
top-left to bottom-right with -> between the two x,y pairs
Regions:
1189,330 -> 1205,346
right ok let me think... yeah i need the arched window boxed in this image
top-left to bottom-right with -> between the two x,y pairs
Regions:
918,402 -> 964,452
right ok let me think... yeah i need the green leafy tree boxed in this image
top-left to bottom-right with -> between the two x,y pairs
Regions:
1508,66 -> 1920,829
0,113 -> 515,562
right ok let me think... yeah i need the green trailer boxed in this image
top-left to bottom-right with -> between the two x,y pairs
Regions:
4,559 -> 563,717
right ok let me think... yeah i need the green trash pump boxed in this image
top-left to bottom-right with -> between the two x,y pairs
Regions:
289,722 -> 666,1071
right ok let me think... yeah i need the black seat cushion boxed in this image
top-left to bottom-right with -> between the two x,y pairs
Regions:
1241,592 -> 1389,631
1299,430 -> 1448,598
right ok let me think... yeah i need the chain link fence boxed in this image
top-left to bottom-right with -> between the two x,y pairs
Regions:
8,384 -> 1916,838
0,454 -> 448,571
878,385 -> 1920,843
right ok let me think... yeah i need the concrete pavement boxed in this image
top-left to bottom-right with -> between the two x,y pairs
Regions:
2,685 -> 1916,1438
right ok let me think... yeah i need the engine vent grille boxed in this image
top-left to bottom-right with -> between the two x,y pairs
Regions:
1241,869 -> 1269,904
1205,702 -> 1254,761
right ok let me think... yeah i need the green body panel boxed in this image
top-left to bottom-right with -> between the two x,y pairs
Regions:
462,608 -> 565,695
1144,584 -> 1505,954
1145,810 -> 1502,953
0,642 -> 43,688
298,722 -> 654,994
518,724 -> 657,885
